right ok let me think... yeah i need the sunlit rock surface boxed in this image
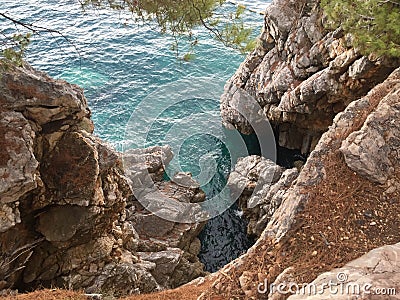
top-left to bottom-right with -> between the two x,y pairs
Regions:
221,0 -> 398,154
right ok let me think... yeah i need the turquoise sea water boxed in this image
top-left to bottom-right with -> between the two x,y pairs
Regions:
1,0 -> 270,272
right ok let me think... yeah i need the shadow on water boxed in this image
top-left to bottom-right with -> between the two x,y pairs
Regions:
198,131 -> 308,272
198,203 -> 254,272
198,132 -> 261,272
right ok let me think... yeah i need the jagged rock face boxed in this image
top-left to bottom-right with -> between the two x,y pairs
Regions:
201,67 -> 400,299
340,84 -> 400,184
0,62 -> 205,295
200,1 -> 399,298
123,146 -> 207,288
261,67 -> 400,246
0,111 -> 37,230
228,156 -> 298,237
221,0 -> 399,153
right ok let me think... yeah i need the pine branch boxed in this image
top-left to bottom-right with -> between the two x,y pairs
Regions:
0,12 -> 82,62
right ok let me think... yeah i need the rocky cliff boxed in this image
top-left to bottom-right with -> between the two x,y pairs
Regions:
1,0 -> 399,298
221,0 -> 399,154
0,62 -> 206,296
203,66 -> 400,299
199,0 -> 400,298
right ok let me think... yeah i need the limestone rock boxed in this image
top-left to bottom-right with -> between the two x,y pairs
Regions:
262,67 -> 400,243
340,77 -> 400,184
37,206 -> 90,242
0,226 -> 41,289
123,145 -> 173,182
228,156 -> 298,236
137,248 -> 183,286
221,0 -> 398,153
198,0 -> 400,298
202,67 -> 400,300
0,203 -> 21,233
39,131 -> 100,207
0,111 -> 39,211
82,262 -> 161,296
124,147 -> 208,288
172,172 -> 200,190
0,62 -> 91,127
287,243 -> 400,299
228,156 -> 283,196
253,167 -> 299,236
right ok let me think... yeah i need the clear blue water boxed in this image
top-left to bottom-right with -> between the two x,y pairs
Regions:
1,0 -> 270,272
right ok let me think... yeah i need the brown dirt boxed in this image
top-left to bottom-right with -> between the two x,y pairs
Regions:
122,278 -> 211,300
204,150 -> 400,299
0,277 -> 211,300
0,289 -> 87,300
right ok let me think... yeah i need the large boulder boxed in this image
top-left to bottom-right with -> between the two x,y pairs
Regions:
288,243 -> 400,299
340,84 -> 400,184
227,156 -> 298,236
123,146 -> 207,288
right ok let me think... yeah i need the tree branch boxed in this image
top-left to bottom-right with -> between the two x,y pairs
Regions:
0,12 -> 82,62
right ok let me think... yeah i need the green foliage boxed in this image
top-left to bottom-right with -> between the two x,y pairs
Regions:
82,0 -> 256,54
1,33 -> 31,66
219,5 -> 256,53
82,0 -> 224,34
321,0 -> 400,58
1,0 -> 257,63
182,52 -> 196,61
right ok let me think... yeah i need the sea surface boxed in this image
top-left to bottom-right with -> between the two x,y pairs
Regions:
1,0 -> 270,272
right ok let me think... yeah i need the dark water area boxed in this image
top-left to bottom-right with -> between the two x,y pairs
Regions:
198,131 -> 308,272
276,146 -> 307,168
198,133 -> 261,272
241,132 -> 262,156
198,204 -> 254,272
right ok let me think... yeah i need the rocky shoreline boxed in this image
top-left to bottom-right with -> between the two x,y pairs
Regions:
1,0 -> 400,298
221,0 -> 398,154
0,63 -> 206,296
202,66 -> 400,299
201,0 -> 400,297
